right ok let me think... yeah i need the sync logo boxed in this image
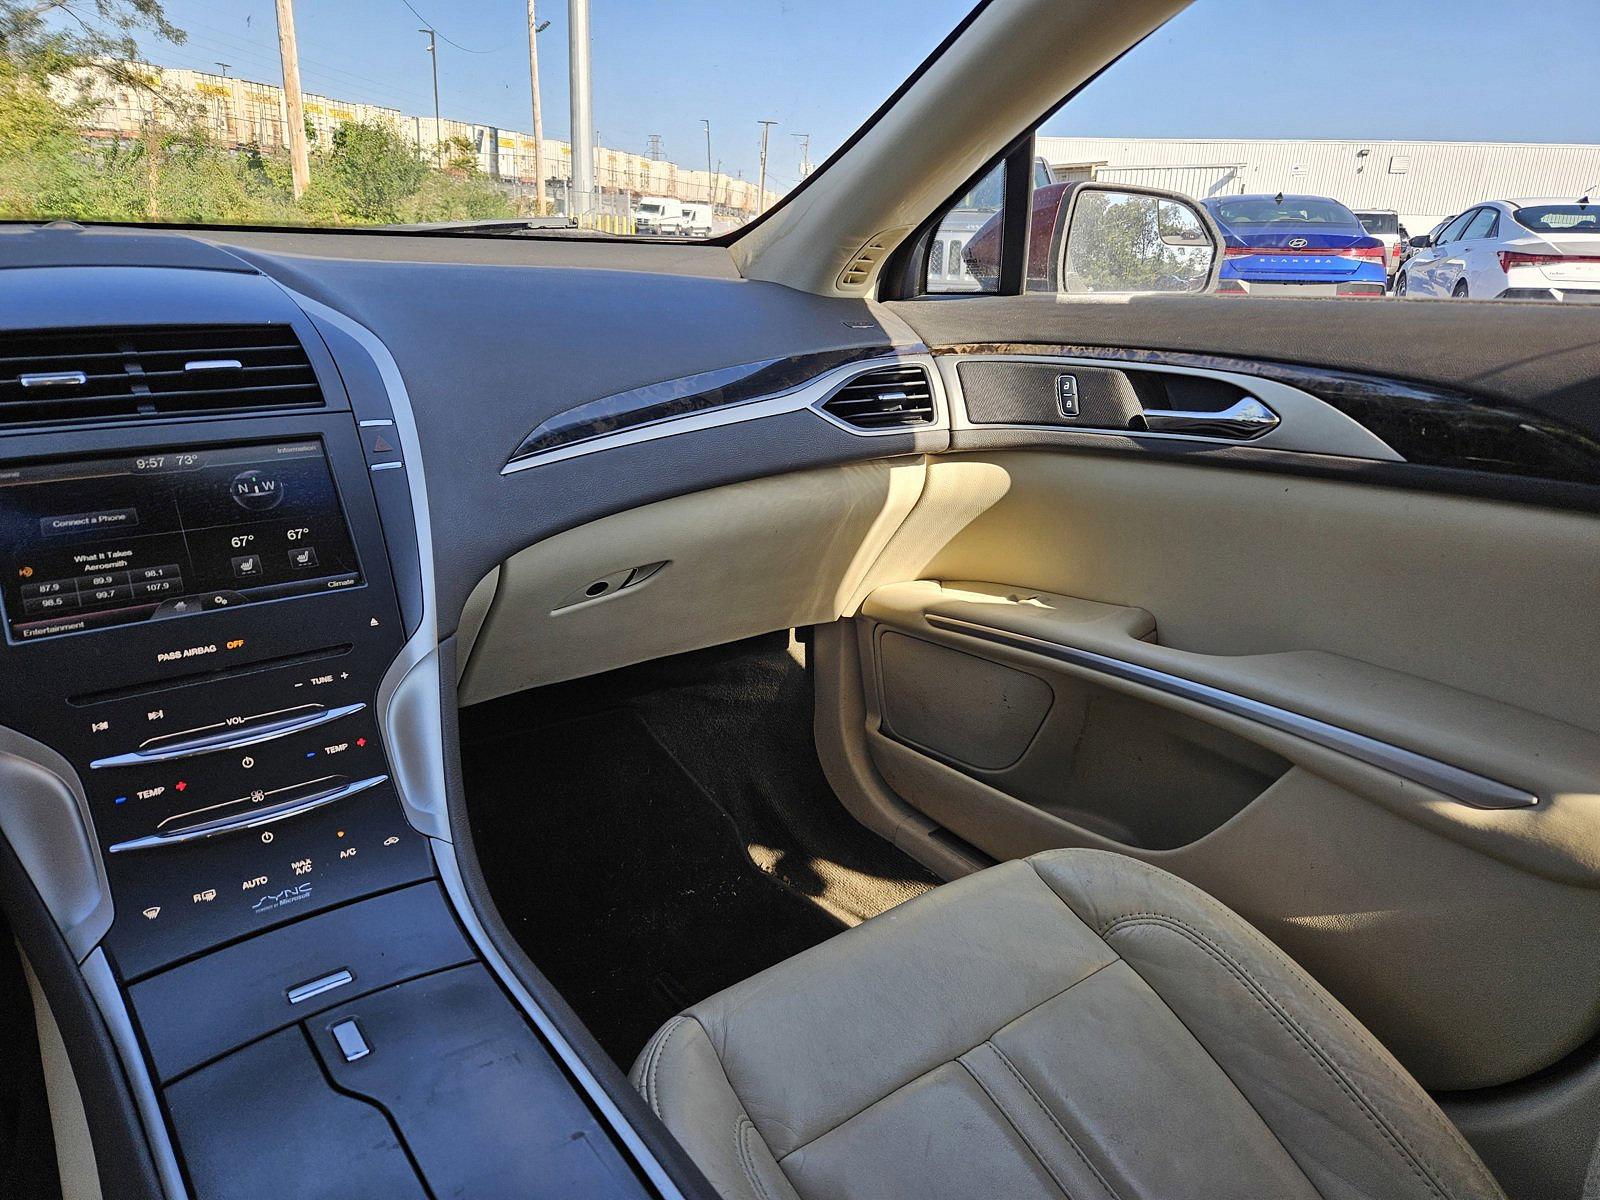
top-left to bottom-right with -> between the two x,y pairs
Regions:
251,883 -> 313,914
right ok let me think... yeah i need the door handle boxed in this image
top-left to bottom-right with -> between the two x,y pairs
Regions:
1139,397 -> 1279,439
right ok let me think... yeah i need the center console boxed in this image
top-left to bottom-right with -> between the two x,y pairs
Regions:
0,265 -> 662,1200
0,429 -> 430,977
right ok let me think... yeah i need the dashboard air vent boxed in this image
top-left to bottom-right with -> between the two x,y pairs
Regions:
0,325 -> 323,427
821,364 -> 935,429
837,226 -> 910,290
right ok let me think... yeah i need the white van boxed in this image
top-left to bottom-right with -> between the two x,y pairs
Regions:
631,195 -> 679,235
676,202 -> 713,238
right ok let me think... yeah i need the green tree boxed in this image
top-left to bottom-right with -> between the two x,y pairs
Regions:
301,119 -> 427,224
1,0 -> 189,219
2,1 -> 184,76
2,2 -> 517,229
400,170 -> 515,223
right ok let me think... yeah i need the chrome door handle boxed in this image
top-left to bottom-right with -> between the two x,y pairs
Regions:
1139,397 -> 1279,439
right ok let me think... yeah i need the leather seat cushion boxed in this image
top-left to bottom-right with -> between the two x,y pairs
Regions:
632,848 -> 1503,1200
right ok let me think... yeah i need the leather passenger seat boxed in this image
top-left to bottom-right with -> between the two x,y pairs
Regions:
633,849 -> 1504,1200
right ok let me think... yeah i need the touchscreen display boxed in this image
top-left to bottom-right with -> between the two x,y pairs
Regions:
0,440 -> 362,641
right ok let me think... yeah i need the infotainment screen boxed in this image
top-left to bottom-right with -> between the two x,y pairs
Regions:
0,440 -> 362,641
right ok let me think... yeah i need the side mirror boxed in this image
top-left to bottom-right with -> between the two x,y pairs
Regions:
1408,234 -> 1433,250
1049,184 -> 1223,295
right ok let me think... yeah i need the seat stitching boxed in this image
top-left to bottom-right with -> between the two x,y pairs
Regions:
957,1053 -> 1076,1200
645,1015 -> 690,1117
1036,852 -> 1500,1200
643,1015 -> 685,1115
736,1117 -> 781,1200
988,1042 -> 1123,1200
777,958 -> 1120,1162
1101,905 -> 1498,1199
636,1019 -> 668,1110
1103,914 -> 1451,1200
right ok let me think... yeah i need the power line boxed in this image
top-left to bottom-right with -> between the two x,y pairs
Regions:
395,0 -> 497,55
161,23 -> 441,110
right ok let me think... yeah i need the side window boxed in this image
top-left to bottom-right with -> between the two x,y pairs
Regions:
1436,211 -> 1477,245
924,161 -> 1004,294
948,0 -> 1593,304
917,153 -> 1221,299
1461,208 -> 1498,240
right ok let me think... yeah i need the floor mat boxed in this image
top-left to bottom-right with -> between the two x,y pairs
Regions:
461,634 -> 941,1065
465,708 -> 845,1061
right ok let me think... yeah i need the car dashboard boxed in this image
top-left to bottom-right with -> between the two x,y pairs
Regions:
4,220 -> 1600,1200
0,224 -> 908,1200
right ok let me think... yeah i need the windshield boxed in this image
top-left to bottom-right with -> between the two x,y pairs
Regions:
0,0 -> 973,235
1513,204 -> 1600,233
1212,197 -> 1360,227
1356,212 -> 1399,234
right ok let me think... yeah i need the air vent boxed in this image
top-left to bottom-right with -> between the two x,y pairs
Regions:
837,226 -> 910,289
821,364 -> 936,429
0,325 -> 323,427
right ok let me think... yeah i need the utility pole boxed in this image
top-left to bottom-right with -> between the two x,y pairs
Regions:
274,0 -> 310,199
526,4 -> 550,214
568,0 -> 594,216
214,62 -> 231,78
420,28 -> 442,166
792,132 -> 811,179
701,118 -> 713,207
756,119 -> 776,215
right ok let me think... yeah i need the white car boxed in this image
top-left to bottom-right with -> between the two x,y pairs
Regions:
1396,197 -> 1600,301
1353,209 -> 1408,279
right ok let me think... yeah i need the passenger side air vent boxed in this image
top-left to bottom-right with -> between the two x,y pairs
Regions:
0,325 -> 323,427
821,364 -> 936,429
837,226 -> 910,290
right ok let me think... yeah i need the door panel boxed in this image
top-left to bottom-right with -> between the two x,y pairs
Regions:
816,448 -> 1600,1094
858,451 -> 1599,729
806,294 -> 1600,1196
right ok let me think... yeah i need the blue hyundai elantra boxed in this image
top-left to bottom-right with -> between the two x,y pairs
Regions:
1204,193 -> 1389,297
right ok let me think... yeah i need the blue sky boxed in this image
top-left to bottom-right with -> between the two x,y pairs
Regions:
130,1 -> 1597,186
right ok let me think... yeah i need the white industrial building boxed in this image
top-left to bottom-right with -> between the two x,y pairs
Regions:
1037,136 -> 1600,233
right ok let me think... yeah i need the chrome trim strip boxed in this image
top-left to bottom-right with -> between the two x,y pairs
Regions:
90,702 -> 365,768
924,614 -> 1538,810
182,358 -> 242,373
107,774 -> 387,852
369,461 -> 403,471
19,370 -> 87,388
287,968 -> 354,1005
293,293 -> 688,1200
1141,396 -> 1279,438
941,353 -> 1402,461
505,346 -> 921,464
500,351 -> 946,473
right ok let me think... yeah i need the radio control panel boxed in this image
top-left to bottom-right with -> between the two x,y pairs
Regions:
0,414 -> 434,980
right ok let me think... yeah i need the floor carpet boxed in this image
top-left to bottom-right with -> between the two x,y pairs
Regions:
460,634 -> 939,1066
